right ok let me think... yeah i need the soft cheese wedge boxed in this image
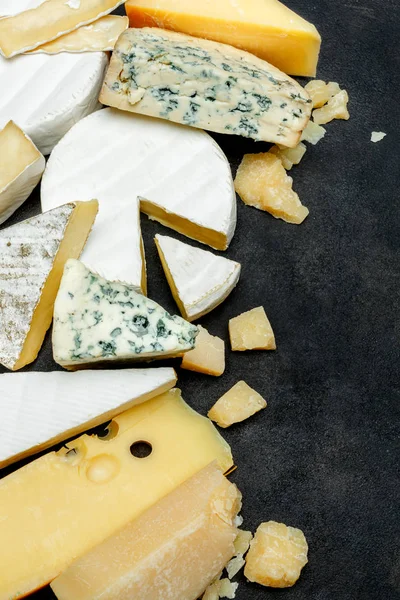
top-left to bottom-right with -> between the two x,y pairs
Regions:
155,234 -> 241,321
0,120 -> 45,225
53,259 -> 198,369
0,389 -> 233,600
51,463 -> 240,600
0,367 -> 176,468
100,28 -> 312,147
0,202 -> 98,371
126,0 -> 321,77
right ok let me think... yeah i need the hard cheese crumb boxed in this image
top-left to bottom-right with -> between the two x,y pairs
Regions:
208,381 -> 267,428
300,120 -> 326,145
234,152 -> 309,224
218,579 -> 239,598
244,521 -> 308,588
269,142 -> 307,170
313,89 -> 350,125
229,306 -> 276,351
371,131 -> 386,143
234,530 -> 253,555
181,325 -> 225,376
304,80 -> 341,107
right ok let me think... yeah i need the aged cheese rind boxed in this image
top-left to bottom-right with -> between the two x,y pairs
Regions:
0,202 -> 98,371
0,367 -> 176,468
181,325 -> 225,377
100,27 -> 312,147
0,389 -> 233,600
51,463 -> 240,600
0,120 -> 45,225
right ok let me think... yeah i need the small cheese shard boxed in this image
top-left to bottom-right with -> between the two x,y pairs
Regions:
181,325 -> 225,377
269,142 -> 307,171
218,579 -> 239,598
0,201 -> 98,371
52,259 -> 198,369
234,153 -> 309,224
300,120 -> 326,145
244,521 -> 308,588
0,389 -> 233,599
28,15 -> 129,54
229,306 -> 276,352
313,90 -> 350,125
371,131 -> 386,143
304,80 -> 341,108
208,381 -> 267,428
0,0 -> 125,57
125,0 -> 321,77
51,463 -> 240,600
234,530 -> 253,555
0,120 -> 45,225
100,28 -> 312,148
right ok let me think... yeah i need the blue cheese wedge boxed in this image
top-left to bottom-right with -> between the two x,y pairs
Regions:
53,259 -> 198,369
100,28 -> 312,147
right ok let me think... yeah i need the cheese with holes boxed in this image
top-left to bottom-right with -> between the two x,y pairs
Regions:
100,28 -> 312,147
53,259 -> 198,369
0,389 -> 233,599
155,234 -> 240,321
0,120 -> 45,225
181,325 -> 225,377
229,307 -> 276,351
0,202 -> 98,371
208,381 -> 267,428
125,0 -> 321,77
0,367 -> 176,468
51,463 -> 240,600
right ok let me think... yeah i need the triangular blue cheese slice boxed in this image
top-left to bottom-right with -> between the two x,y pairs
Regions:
53,259 -> 198,369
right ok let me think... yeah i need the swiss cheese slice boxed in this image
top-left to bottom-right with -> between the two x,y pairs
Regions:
0,388 -> 233,599
0,201 -> 98,371
0,367 -> 176,468
0,120 -> 45,225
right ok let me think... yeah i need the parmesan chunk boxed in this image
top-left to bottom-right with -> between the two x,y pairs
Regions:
371,131 -> 386,143
229,306 -> 276,352
218,579 -> 239,598
300,120 -> 326,145
313,90 -> 350,125
226,556 -> 245,579
269,142 -> 307,170
208,381 -> 267,428
234,530 -> 253,555
304,80 -> 341,107
181,325 -> 225,377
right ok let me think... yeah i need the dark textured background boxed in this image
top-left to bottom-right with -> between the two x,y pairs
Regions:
1,0 -> 399,598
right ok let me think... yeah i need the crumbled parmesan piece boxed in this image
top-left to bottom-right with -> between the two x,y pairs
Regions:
313,89 -> 350,125
226,555 -> 246,579
244,521 -> 308,588
208,381 -> 267,428
304,80 -> 341,107
218,579 -> 239,598
269,142 -> 307,170
229,306 -> 276,352
181,325 -> 225,376
300,120 -> 326,145
234,530 -> 253,555
371,131 -> 386,143
203,581 -> 220,600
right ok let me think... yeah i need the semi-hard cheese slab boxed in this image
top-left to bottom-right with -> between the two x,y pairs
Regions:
0,367 -> 177,468
0,389 -> 233,599
0,202 -> 98,371
100,27 -> 312,147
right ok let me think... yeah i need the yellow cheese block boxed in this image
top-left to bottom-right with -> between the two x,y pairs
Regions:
51,463 -> 240,600
229,306 -> 276,352
125,0 -> 321,77
0,389 -> 233,599
208,381 -> 267,428
181,325 -> 225,377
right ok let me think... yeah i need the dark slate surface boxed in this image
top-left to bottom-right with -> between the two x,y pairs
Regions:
1,0 -> 399,598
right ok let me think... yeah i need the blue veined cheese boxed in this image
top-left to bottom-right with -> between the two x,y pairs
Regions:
53,259 -> 198,369
100,28 -> 312,148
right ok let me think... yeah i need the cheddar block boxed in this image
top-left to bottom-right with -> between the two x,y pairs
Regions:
313,90 -> 350,125
51,463 -> 240,600
229,307 -> 276,352
269,142 -> 307,171
28,15 -> 129,54
304,80 -> 341,108
181,325 -> 225,377
208,381 -> 267,428
125,0 -> 321,77
0,120 -> 45,225
0,389 -> 233,599
0,0 -> 125,57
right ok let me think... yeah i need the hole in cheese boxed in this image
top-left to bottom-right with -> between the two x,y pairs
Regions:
130,440 -> 153,458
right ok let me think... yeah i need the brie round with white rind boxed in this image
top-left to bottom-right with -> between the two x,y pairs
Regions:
155,234 -> 241,322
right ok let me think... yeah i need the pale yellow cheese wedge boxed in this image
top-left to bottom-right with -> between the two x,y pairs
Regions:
51,463 -> 240,600
304,80 -> 341,108
229,306 -> 276,352
125,0 -> 321,76
181,325 -> 225,377
208,381 -> 267,428
0,0 -> 125,57
269,142 -> 307,171
313,90 -> 350,125
0,389 -> 233,599
300,120 -> 326,145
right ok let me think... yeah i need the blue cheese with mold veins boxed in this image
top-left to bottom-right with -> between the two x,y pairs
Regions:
100,28 -> 312,147
53,259 -> 198,369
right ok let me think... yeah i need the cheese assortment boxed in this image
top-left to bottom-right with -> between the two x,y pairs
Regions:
0,120 -> 45,225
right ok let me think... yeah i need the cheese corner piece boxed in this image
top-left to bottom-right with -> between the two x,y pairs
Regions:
313,90 -> 350,125
234,152 -> 309,225
100,27 -> 312,148
0,367 -> 177,468
0,0 -> 125,57
244,521 -> 308,588
125,0 -> 321,77
208,381 -> 266,428
229,306 -> 276,352
269,142 -> 307,171
53,259 -> 198,369
0,389 -> 233,599
155,234 -> 241,321
181,325 -> 225,377
0,120 -> 45,225
300,120 -> 326,145
0,201 -> 98,371
51,463 -> 240,600
304,80 -> 341,108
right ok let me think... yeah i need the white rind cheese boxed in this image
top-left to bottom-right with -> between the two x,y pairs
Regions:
0,367 -> 177,468
53,259 -> 198,369
100,27 -> 312,147
155,234 -> 240,321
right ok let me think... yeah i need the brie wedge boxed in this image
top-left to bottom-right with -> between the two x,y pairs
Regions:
0,367 -> 177,468
0,120 -> 45,225
155,234 -> 241,322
